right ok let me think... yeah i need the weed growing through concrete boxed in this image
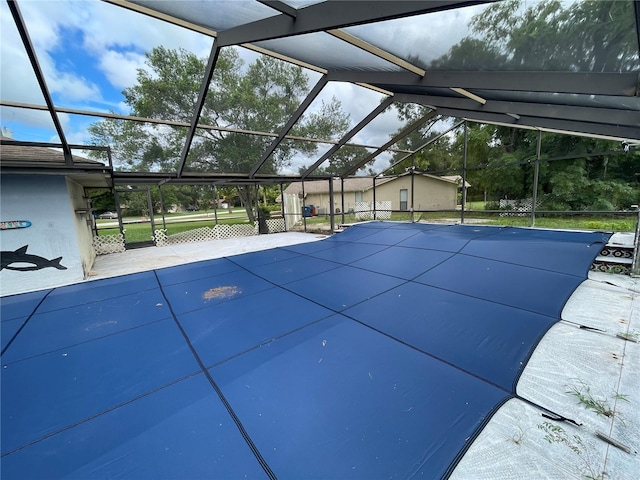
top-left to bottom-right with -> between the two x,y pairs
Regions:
616,330 -> 639,342
567,380 -> 616,418
507,425 -> 526,445
538,421 -> 604,480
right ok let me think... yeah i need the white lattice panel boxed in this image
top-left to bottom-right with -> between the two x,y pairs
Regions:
375,201 -> 392,220
355,201 -> 372,220
213,223 -> 258,239
154,229 -> 169,247
354,201 -> 392,220
155,224 -> 260,246
93,234 -> 125,255
266,218 -> 286,233
499,198 -> 542,216
155,227 -> 216,246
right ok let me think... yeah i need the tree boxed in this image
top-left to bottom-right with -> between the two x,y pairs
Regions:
299,144 -> 371,176
87,189 -> 116,214
90,47 -> 351,221
388,0 -> 640,209
453,0 -> 639,72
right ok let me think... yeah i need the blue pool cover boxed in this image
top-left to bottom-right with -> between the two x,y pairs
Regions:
1,223 -> 610,479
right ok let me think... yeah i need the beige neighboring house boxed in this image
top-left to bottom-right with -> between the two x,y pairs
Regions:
283,173 -> 467,213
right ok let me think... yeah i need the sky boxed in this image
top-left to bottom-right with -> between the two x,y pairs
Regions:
0,0 -> 482,174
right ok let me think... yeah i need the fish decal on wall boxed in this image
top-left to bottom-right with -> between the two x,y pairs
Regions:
0,220 -> 32,230
1,245 -> 67,271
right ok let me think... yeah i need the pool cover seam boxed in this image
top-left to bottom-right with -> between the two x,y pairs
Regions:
229,227 -> 599,400
152,270 -> 277,480
26,282 -> 160,316
202,314 -> 336,371
158,258 -> 352,318
0,370 -> 203,457
0,316 -> 170,366
1,288 -> 53,358
228,254 -> 516,396
409,276 -> 576,319
454,249 -> 603,278
285,230 -> 572,321
157,262 -> 244,287
228,237 -> 586,477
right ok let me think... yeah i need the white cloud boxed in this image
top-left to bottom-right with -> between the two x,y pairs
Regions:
79,1 -> 213,58
2,0 -> 214,137
3,0 -> 466,172
2,2 -> 103,106
98,50 -> 146,90
0,4 -> 45,105
343,4 -> 486,66
351,104 -> 403,147
13,0 -> 213,103
0,105 -> 56,132
43,63 -> 102,102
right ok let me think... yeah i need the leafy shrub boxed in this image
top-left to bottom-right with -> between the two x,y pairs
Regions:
588,198 -> 615,211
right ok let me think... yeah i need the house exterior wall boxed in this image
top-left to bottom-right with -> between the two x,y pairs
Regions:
304,192 -> 331,214
304,191 -> 365,214
364,176 -> 457,211
0,175 -> 89,296
66,177 -> 96,277
289,176 -> 457,217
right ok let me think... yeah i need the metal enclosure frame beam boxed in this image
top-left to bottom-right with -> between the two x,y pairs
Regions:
177,43 -> 221,177
216,1 -> 497,46
302,96 -> 394,178
258,1 -> 298,18
342,110 -> 438,177
394,93 -> 640,128
7,0 -> 72,165
424,106 -> 640,141
327,70 -> 640,96
1,100 -> 412,153
635,1 -> 640,72
381,120 -> 465,175
249,76 -> 328,177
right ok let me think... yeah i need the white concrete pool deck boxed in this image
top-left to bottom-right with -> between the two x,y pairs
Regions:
88,231 -> 327,282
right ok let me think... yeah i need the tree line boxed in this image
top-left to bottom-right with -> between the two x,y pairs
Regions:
388,0 -> 639,210
89,0 -> 639,216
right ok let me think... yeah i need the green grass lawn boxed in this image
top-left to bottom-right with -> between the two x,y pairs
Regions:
98,208 -> 637,244
301,210 -> 637,232
483,215 -> 636,232
464,201 -> 486,210
413,209 -> 636,232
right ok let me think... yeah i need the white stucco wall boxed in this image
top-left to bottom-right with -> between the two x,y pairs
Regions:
0,175 -> 88,296
66,177 -> 96,277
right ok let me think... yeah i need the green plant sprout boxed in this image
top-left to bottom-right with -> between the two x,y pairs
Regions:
509,425 -> 526,445
616,330 -> 639,343
567,381 -> 616,418
613,393 -> 630,403
538,421 -> 604,480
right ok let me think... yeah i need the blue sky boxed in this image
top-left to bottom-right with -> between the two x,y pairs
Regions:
0,0 -> 475,173
1,1 -> 213,143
